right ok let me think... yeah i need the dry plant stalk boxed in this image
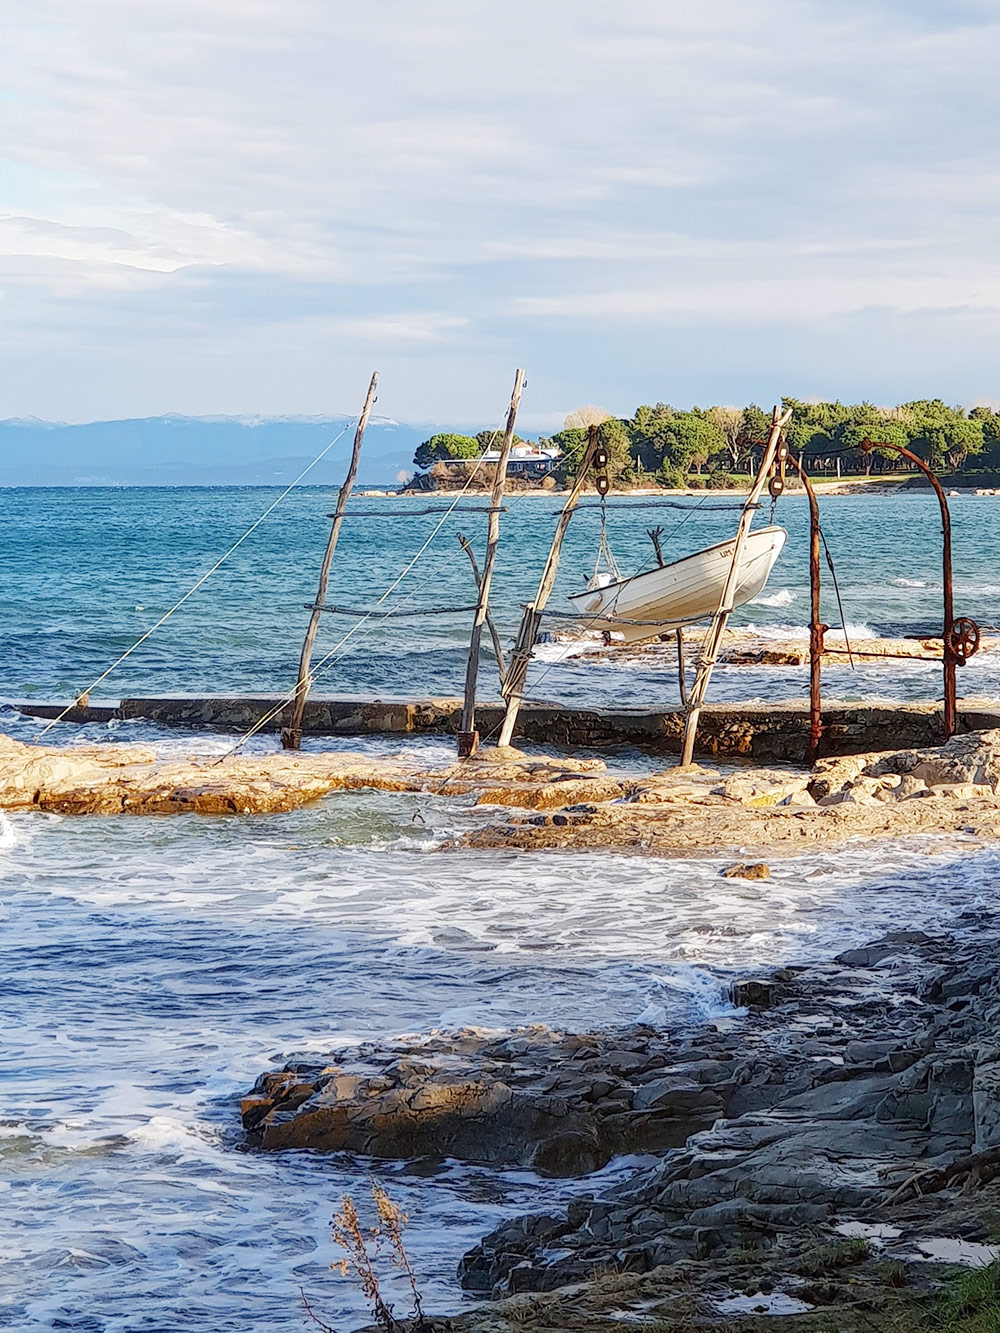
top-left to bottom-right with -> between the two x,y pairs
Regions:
330,1192 -> 399,1331
372,1181 -> 426,1329
307,1182 -> 426,1333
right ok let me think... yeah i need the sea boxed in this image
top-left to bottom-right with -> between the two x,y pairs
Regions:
3,485 -> 1000,1332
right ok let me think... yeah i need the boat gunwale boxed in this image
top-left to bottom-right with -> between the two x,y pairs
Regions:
566,524 -> 788,604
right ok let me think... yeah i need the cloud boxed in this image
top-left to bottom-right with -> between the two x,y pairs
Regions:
2,1 -> 1000,422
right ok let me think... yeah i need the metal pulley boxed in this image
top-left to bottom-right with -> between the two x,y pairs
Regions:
595,472 -> 611,497
768,473 -> 784,499
948,616 -> 981,666
594,445 -> 610,470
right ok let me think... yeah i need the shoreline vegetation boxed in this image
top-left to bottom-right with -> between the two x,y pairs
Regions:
399,396 -> 1000,496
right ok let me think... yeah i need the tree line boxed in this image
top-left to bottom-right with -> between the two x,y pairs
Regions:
414,399 -> 1000,486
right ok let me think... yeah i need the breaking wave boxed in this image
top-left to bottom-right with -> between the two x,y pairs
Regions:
751,588 -> 796,607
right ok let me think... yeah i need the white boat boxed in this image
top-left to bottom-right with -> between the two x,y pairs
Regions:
566,525 -> 787,643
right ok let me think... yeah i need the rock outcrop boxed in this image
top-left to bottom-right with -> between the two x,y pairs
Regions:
461,729 -> 1000,855
0,733 -> 610,817
9,731 -> 1000,868
242,1027 -> 732,1173
457,925 -> 1000,1300
263,921 -> 1000,1330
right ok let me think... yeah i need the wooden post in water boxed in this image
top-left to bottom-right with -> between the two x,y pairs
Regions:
281,371 -> 379,750
457,368 -> 525,757
497,426 -> 601,749
678,405 -> 792,767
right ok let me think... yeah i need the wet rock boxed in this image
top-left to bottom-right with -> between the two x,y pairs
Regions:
445,923 -> 1000,1303
730,977 -> 784,1008
721,862 -> 771,880
835,930 -> 942,969
242,1026 -> 728,1173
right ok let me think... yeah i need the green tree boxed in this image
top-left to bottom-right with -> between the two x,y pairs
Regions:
596,416 -> 632,481
839,420 -> 910,473
971,406 -> 1000,466
628,403 -> 676,474
706,405 -> 745,472
413,433 -> 479,469
901,400 -> 984,470
475,428 -> 523,452
551,418 -> 632,481
548,427 -> 589,476
657,411 -> 726,477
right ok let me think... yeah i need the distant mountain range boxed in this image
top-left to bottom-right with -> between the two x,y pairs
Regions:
0,414 -> 485,486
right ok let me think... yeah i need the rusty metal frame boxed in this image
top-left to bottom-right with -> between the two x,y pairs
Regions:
785,444 -> 962,760
786,454 -> 825,764
860,440 -> 958,738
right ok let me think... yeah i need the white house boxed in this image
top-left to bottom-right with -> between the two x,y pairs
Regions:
467,441 -> 563,477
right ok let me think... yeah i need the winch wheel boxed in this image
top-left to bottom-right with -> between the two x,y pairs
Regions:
949,616 -> 981,665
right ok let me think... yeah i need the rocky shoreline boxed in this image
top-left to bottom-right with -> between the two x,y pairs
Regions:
252,917 -> 1000,1331
8,730 -> 1000,866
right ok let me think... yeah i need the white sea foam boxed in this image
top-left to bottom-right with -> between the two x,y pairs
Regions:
0,813 -> 16,849
6,788 -> 1000,1330
741,620 -> 875,642
750,588 -> 796,607
890,577 -> 928,588
125,1116 -> 224,1158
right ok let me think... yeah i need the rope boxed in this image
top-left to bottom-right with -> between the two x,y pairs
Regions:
819,528 -> 855,668
590,500 -> 621,584
33,419 -> 357,742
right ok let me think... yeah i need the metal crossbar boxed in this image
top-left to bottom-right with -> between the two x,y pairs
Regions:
307,602 -> 478,618
539,608 -> 709,628
330,505 -> 507,518
568,500 -> 760,513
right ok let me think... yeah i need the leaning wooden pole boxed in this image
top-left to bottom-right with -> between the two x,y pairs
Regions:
281,371 -> 379,750
457,534 -> 508,680
457,368 -> 525,757
497,426 -> 601,749
678,405 -> 792,766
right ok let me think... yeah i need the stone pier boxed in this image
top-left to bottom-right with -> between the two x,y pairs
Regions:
14,694 -> 1000,762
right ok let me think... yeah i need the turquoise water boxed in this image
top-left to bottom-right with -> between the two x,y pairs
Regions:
3,486 -> 1000,709
3,487 -> 1000,1332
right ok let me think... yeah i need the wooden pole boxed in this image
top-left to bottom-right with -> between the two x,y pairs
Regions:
281,371 -> 379,750
458,368 -> 524,757
675,628 -> 688,706
457,534 -> 508,680
497,426 -> 601,749
678,405 -> 792,766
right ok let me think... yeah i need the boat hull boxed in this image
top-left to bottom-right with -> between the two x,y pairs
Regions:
566,526 -> 787,643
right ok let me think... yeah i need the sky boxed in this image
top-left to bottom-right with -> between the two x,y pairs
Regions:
3,0 -> 1000,432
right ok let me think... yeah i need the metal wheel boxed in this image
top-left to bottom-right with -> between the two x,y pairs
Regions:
949,616 -> 980,665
